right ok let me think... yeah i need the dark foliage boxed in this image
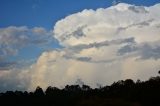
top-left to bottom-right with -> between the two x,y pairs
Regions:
0,75 -> 160,106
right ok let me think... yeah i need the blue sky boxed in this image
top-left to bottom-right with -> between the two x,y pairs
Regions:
0,0 -> 160,29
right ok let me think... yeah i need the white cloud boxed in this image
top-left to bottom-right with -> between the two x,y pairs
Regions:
26,3 -> 160,90
28,50 -> 123,90
54,3 -> 160,46
1,3 -> 160,91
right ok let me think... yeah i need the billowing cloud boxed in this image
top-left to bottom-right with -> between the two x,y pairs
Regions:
54,3 -> 160,46
27,3 -> 160,90
0,3 -> 160,91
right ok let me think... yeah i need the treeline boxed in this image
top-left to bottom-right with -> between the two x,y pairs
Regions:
0,76 -> 160,106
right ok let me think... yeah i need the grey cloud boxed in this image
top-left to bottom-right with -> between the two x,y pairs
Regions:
62,38 -> 135,63
0,71 -> 30,92
72,25 -> 86,38
117,44 -> 137,55
0,62 -> 16,70
0,59 -> 36,71
76,57 -> 92,62
116,19 -> 154,34
57,25 -> 86,41
63,54 -> 92,62
0,26 -> 53,52
89,58 -> 117,63
131,19 -> 154,28
63,54 -> 116,63
138,44 -> 160,60
128,6 -> 149,13
75,56 -> 124,63
117,41 -> 160,60
156,24 -> 160,28
0,26 -> 55,70
69,37 -> 135,52
0,45 -> 18,57
63,38 -> 135,63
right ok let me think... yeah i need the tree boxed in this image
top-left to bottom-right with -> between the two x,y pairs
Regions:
124,79 -> 135,86
45,86 -> 59,96
34,86 -> 45,96
82,85 -> 91,91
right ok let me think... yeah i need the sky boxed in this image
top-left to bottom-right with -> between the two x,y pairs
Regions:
0,0 -> 160,91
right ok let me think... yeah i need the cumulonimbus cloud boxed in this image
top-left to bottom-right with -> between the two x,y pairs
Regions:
0,3 -> 160,91
27,3 -> 160,90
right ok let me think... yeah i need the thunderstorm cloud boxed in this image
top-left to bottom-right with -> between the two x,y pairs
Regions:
0,3 -> 160,91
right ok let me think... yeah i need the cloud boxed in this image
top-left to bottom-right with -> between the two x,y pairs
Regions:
128,5 -> 149,13
0,26 -> 53,57
26,3 -> 160,90
54,3 -> 160,46
0,26 -> 55,70
0,62 -> 17,70
0,3 -> 160,91
0,69 -> 31,91
28,50 -> 123,90
68,37 -> 135,52
117,40 -> 160,60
